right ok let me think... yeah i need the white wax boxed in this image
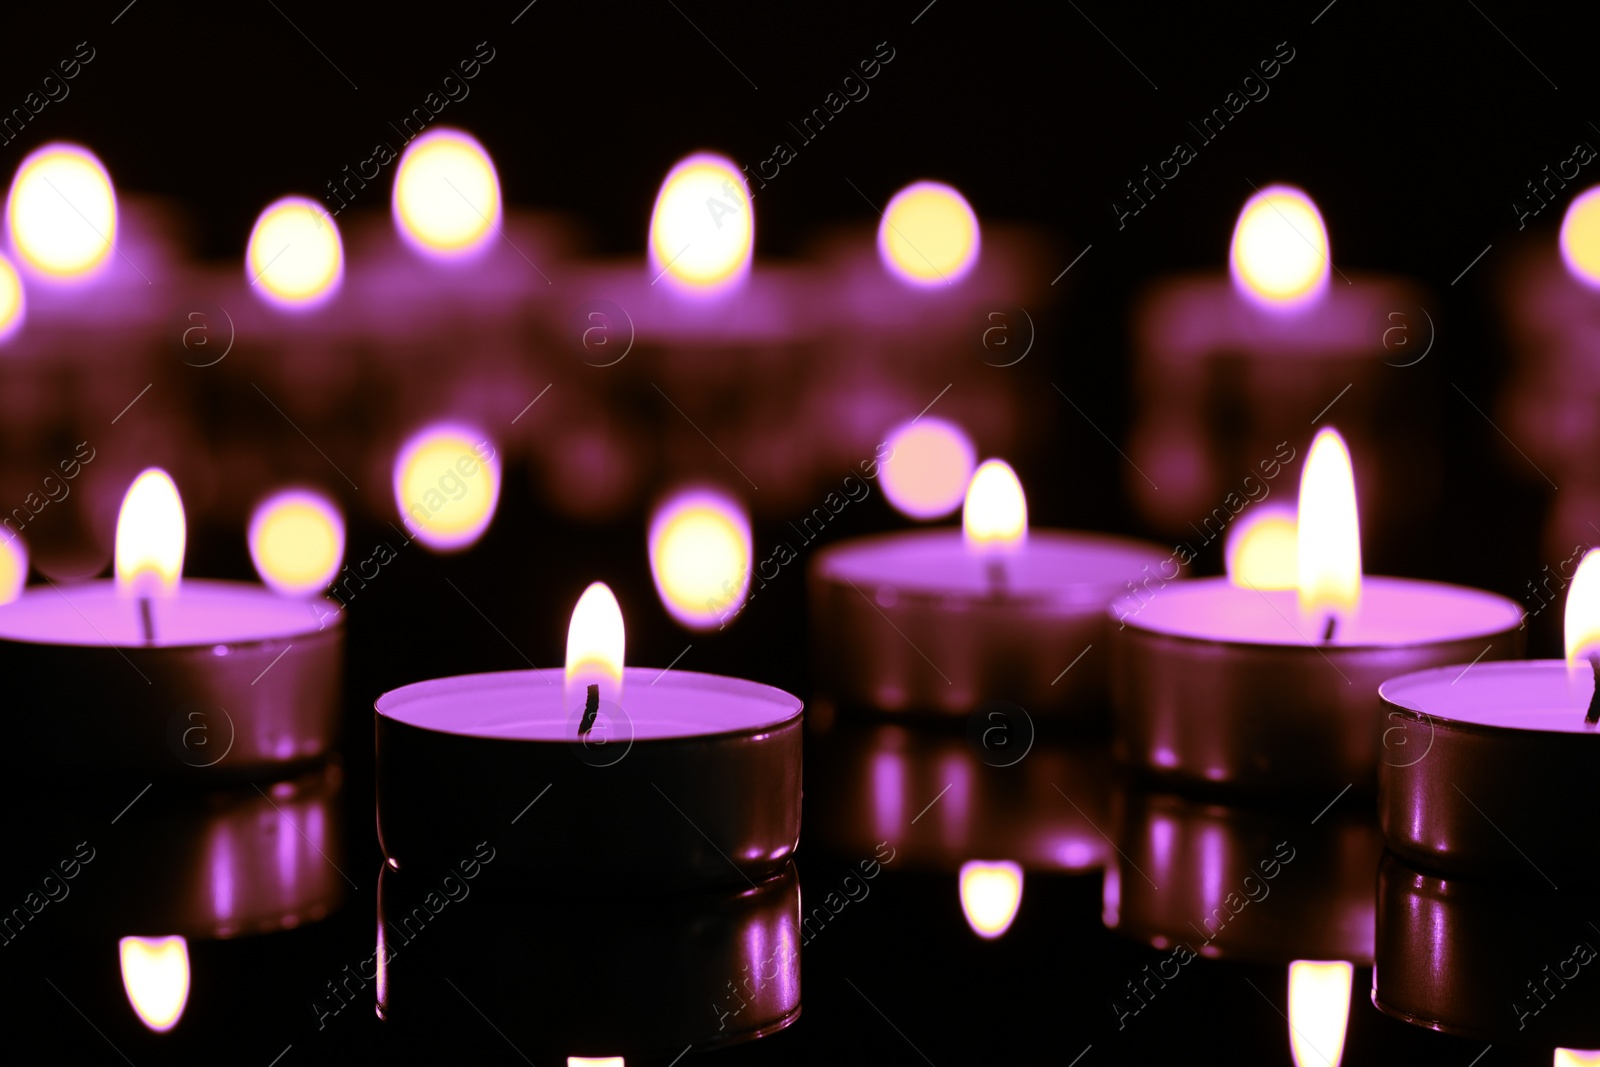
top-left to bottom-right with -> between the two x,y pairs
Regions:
376,667 -> 802,741
1119,576 -> 1521,648
0,579 -> 333,647
1382,660 -> 1599,733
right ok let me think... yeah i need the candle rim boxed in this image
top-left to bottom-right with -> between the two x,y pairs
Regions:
1381,659 -> 1600,736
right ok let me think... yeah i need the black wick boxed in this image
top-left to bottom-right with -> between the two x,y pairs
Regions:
1322,616 -> 1337,644
579,683 -> 601,735
1587,657 -> 1600,726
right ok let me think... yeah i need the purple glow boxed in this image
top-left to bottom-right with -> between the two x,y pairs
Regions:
1382,660 -> 1597,731
872,749 -> 906,841
0,579 -> 334,646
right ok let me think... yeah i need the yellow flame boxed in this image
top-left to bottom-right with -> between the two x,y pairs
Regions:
958,860 -> 1024,939
393,128 -> 500,258
392,425 -> 501,552
649,153 -> 752,293
963,459 -> 1027,550
1287,961 -> 1353,1067
119,935 -> 190,1033
0,533 -> 26,604
1564,549 -> 1600,665
879,181 -> 980,286
567,581 -> 625,707
249,489 -> 346,597
1226,506 -> 1297,590
1554,1051 -> 1600,1067
1561,186 -> 1600,288
0,251 -> 23,340
1231,185 -> 1330,308
568,1059 -> 625,1066
115,468 -> 185,597
649,490 -> 751,632
247,196 -> 343,308
1296,428 -> 1361,627
6,143 -> 117,280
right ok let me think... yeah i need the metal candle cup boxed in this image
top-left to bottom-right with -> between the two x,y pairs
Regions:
1378,660 -> 1600,885
809,529 -> 1170,719
374,668 -> 802,891
1111,577 -> 1524,793
0,579 -> 341,776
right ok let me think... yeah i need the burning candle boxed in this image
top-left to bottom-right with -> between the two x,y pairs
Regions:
878,180 -> 980,287
246,195 -> 343,310
0,468 -> 343,774
1377,549 -> 1600,884
809,458 -> 1168,717
392,127 -> 501,261
374,582 -> 802,889
5,142 -> 117,284
648,151 -> 752,297
1112,427 -> 1523,792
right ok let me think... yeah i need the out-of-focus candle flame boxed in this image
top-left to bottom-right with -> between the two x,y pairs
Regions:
115,468 -> 185,597
648,152 -> 752,295
880,417 -> 976,520
1560,186 -> 1600,289
963,459 -> 1027,551
247,196 -> 343,309
567,581 -> 625,708
1554,1050 -> 1600,1067
1226,504 -> 1297,590
0,251 -> 24,341
6,143 -> 117,282
1296,428 -> 1361,629
879,180 -> 979,286
119,935 -> 190,1033
0,533 -> 26,604
1230,184 -> 1329,310
1286,960 -> 1353,1067
1563,549 -> 1600,667
393,128 -> 500,260
249,489 -> 346,597
568,1059 -> 625,1066
392,424 -> 500,552
648,489 -> 751,632
958,860 -> 1023,939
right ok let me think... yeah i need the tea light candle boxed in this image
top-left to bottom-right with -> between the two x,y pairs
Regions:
1113,428 -> 1523,792
809,459 -> 1170,718
1377,550 -> 1600,886
0,469 -> 342,775
374,582 -> 802,890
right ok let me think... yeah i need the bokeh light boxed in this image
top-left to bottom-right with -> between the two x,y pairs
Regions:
247,196 -> 343,309
958,860 -> 1024,939
249,489 -> 346,597
1560,185 -> 1600,288
878,180 -> 980,287
649,488 -> 752,631
119,935 -> 190,1033
648,152 -> 753,295
6,143 -> 117,281
1225,504 -> 1297,589
0,251 -> 23,342
393,128 -> 501,260
1230,184 -> 1329,310
879,417 -> 976,520
0,533 -> 27,604
392,424 -> 501,552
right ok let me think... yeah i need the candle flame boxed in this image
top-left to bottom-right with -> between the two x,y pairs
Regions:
119,935 -> 190,1033
0,532 -> 26,604
1563,548 -> 1600,667
1560,185 -> 1600,289
249,489 -> 346,597
393,128 -> 500,259
0,251 -> 24,342
6,143 -> 117,281
648,489 -> 751,632
1226,504 -> 1297,590
648,152 -> 752,295
879,180 -> 980,287
958,860 -> 1023,939
1286,960 -> 1353,1067
115,468 -> 185,597
568,1059 -> 625,1066
1554,1051 -> 1600,1067
963,459 -> 1027,550
880,417 -> 976,520
1296,428 -> 1361,628
247,196 -> 343,309
1230,184 -> 1330,310
392,424 -> 501,552
566,581 -> 625,707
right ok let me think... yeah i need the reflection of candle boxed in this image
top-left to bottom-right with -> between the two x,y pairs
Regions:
1286,960 -> 1352,1067
0,469 -> 344,774
810,460 -> 1168,716
374,583 -> 802,888
119,935 -> 189,1033
958,860 -> 1023,939
1377,550 -> 1600,884
1113,427 -> 1522,792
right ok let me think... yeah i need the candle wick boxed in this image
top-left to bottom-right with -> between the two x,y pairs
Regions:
1321,616 -> 1337,644
1587,657 -> 1600,726
579,683 -> 600,735
138,597 -> 156,646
